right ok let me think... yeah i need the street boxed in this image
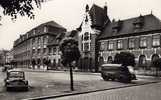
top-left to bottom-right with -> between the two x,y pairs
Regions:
0,68 -> 160,100
52,82 -> 161,100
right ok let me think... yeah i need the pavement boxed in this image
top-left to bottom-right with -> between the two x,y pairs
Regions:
18,68 -> 161,100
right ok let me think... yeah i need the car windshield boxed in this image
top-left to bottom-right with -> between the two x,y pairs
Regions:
8,71 -> 24,78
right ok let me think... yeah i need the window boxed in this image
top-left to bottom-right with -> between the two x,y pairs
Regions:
38,37 -> 41,45
49,48 -> 51,53
32,38 -> 35,45
108,41 -> 114,50
32,49 -> 35,54
100,42 -> 105,51
128,38 -> 135,49
152,35 -> 160,47
117,40 -> 123,49
84,43 -> 89,51
44,26 -> 48,33
33,29 -> 36,35
43,48 -> 46,54
140,37 -> 147,48
37,49 -> 41,54
53,47 -> 57,54
43,36 -> 47,44
84,32 -> 89,41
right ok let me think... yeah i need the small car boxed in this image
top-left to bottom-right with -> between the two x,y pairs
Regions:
101,64 -> 136,83
4,70 -> 29,91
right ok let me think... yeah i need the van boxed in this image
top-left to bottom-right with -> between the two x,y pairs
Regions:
101,64 -> 136,83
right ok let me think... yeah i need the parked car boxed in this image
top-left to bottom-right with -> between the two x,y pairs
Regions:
2,65 -> 12,72
101,64 -> 136,83
4,70 -> 29,91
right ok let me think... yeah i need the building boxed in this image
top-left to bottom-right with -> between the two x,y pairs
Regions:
77,4 -> 110,72
78,4 -> 161,71
13,21 -> 66,69
0,49 -> 9,66
98,14 -> 161,70
5,49 -> 14,65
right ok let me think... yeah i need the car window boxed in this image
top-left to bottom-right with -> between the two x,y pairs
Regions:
8,71 -> 24,78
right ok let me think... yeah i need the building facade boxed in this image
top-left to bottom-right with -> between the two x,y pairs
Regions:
0,50 -> 9,66
77,4 -> 110,72
98,14 -> 161,70
13,21 -> 66,69
78,4 -> 161,71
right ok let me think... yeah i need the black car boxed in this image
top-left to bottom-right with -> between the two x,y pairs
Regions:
4,70 -> 29,91
101,64 -> 136,83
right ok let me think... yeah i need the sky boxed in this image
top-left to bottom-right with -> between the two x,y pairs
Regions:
0,0 -> 161,50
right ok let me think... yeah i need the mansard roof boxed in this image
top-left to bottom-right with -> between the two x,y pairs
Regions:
98,14 -> 161,40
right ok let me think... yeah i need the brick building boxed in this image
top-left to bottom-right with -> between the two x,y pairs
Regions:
13,21 -> 66,69
78,4 -> 161,71
98,14 -> 161,70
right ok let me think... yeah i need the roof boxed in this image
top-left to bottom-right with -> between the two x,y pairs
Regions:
98,14 -> 161,40
48,33 -> 65,46
89,4 -> 110,30
40,21 -> 66,30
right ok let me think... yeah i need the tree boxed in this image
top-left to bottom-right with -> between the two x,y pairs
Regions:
113,52 -> 135,67
152,58 -> 161,76
60,37 -> 80,66
59,31 -> 80,91
0,0 -> 47,19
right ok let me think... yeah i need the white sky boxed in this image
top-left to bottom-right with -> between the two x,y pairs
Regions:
0,0 -> 161,50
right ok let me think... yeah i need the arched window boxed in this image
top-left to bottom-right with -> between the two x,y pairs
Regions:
107,56 -> 113,64
151,54 -> 159,62
138,55 -> 147,68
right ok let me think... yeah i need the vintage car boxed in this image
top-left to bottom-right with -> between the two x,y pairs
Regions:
4,70 -> 29,91
101,64 -> 136,83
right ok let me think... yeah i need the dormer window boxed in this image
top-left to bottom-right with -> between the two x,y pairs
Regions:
133,15 -> 144,29
44,26 -> 48,33
33,29 -> 36,35
112,20 -> 122,33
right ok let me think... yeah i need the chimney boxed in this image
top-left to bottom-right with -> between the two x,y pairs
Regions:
104,2 -> 108,15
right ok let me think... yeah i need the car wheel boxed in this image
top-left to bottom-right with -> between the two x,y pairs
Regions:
102,75 -> 109,81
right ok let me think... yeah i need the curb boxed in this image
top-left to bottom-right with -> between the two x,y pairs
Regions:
23,81 -> 161,100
